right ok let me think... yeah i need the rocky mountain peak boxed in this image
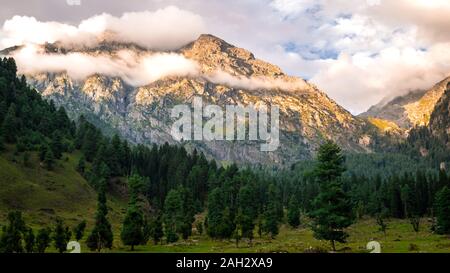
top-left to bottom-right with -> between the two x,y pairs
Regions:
361,76 -> 450,133
181,34 -> 284,77
429,82 -> 450,144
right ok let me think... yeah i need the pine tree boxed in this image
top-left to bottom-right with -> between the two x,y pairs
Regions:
0,211 -> 26,253
263,195 -> 280,239
0,134 -> 4,151
73,220 -> 87,241
309,140 -> 354,251
44,147 -> 55,170
206,188 -> 225,238
121,173 -> 147,250
195,221 -> 204,235
237,184 -> 257,242
434,186 -> 450,234
220,207 -> 235,239
121,203 -> 144,251
77,155 -> 86,174
149,215 -> 164,245
287,196 -> 300,228
376,212 -> 388,237
108,134 -> 122,176
51,131 -> 64,159
233,211 -> 243,248
86,181 -> 114,251
162,188 -> 184,243
36,227 -> 51,253
1,103 -> 18,143
53,218 -> 71,253
24,228 -> 35,253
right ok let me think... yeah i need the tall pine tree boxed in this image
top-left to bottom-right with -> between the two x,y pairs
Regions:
86,180 -> 113,251
309,140 -> 354,251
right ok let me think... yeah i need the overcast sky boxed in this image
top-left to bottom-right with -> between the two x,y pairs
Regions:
1,0 -> 449,113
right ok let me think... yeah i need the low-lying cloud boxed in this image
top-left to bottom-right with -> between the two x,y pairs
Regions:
12,45 -> 200,86
205,70 -> 308,91
11,44 -> 306,91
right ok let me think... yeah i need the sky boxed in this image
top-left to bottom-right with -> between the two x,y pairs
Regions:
0,0 -> 449,114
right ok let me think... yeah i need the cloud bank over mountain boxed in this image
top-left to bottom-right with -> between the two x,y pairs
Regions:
1,1 -> 450,113
11,45 -> 200,86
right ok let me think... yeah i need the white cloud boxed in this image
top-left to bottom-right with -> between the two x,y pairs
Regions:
205,70 -> 308,91
12,45 -> 200,86
11,44 -> 307,91
1,6 -> 206,50
311,44 -> 450,113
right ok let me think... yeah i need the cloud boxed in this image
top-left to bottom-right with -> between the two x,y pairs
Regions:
11,45 -> 200,86
0,6 -> 206,50
11,44 -> 306,91
311,44 -> 450,113
205,70 -> 308,91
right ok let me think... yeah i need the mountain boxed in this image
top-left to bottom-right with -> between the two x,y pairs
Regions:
360,76 -> 450,133
2,34 -> 376,166
429,82 -> 450,147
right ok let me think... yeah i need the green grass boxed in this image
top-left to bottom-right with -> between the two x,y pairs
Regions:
1,146 -> 450,253
112,218 -> 450,254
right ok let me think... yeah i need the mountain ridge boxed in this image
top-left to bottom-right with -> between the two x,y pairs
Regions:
360,76 -> 450,133
2,34 -> 376,166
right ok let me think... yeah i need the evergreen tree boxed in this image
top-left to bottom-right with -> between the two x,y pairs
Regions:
149,215 -> 164,245
121,173 -> 147,250
309,141 -> 354,251
73,220 -> 87,241
376,213 -> 388,237
263,193 -> 280,239
77,155 -> 86,174
287,196 -> 300,228
24,228 -> 35,253
162,188 -> 184,243
121,203 -> 144,251
1,103 -> 18,143
434,186 -> 450,234
410,216 -> 420,233
44,147 -> 55,170
35,228 -> 51,253
0,134 -> 4,151
206,188 -> 225,238
220,207 -> 235,239
195,221 -> 204,235
51,131 -> 64,159
86,182 -> 114,251
53,218 -> 71,253
233,212 -> 243,247
0,211 -> 26,253
237,184 -> 258,242
108,134 -> 122,176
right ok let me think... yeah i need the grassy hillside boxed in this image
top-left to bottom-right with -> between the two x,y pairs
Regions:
0,145 -> 127,248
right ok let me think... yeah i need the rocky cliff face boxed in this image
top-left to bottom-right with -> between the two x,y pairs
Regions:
5,34 -> 374,166
429,82 -> 450,147
361,76 -> 450,133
